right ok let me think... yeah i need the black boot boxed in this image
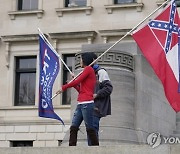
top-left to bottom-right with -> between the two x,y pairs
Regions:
87,128 -> 99,146
69,126 -> 79,146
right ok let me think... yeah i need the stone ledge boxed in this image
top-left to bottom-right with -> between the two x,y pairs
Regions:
0,119 -> 70,126
55,6 -> 93,17
0,105 -> 70,110
99,29 -> 131,43
49,31 -> 97,40
49,31 -> 97,44
8,10 -> 44,20
1,34 -> 39,42
0,145 -> 179,154
105,3 -> 144,14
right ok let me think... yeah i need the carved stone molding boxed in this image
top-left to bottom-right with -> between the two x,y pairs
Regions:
1,34 -> 39,68
75,51 -> 134,71
55,6 -> 93,17
8,10 -> 44,20
99,29 -> 131,43
5,42 -> 10,68
1,34 -> 39,42
105,2 -> 144,14
49,31 -> 97,44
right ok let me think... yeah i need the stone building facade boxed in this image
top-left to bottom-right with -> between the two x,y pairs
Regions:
0,0 -> 180,147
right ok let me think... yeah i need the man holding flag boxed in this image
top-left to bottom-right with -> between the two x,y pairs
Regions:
132,0 -> 180,112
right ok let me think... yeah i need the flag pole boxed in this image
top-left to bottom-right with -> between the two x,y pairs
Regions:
52,0 -> 170,99
38,28 -> 74,76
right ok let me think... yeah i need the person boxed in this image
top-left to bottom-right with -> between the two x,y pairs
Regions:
56,52 -> 99,146
88,52 -> 113,145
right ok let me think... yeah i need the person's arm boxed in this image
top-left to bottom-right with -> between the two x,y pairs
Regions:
95,80 -> 113,99
69,73 -> 80,93
62,66 -> 90,92
73,84 -> 80,92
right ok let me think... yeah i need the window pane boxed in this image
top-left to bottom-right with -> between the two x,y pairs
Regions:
11,141 -> 33,147
22,0 -> 31,10
176,0 -> 180,7
30,0 -> 38,10
74,0 -> 86,6
18,0 -> 23,10
62,55 -> 75,105
114,0 -> 134,4
65,0 -> 69,7
18,0 -> 38,10
18,58 -> 36,69
68,0 -> 87,7
16,73 -> 36,106
66,56 -> 75,69
15,57 -> 36,106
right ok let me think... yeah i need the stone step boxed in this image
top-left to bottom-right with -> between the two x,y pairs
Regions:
0,145 -> 180,154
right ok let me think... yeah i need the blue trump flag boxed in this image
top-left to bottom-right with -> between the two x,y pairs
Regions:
39,34 -> 64,125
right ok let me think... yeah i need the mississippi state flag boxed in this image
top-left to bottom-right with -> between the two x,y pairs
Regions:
39,34 -> 64,125
132,0 -> 180,112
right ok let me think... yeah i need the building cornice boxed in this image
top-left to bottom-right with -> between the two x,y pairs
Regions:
99,29 -> 131,43
49,31 -> 97,44
49,31 -> 96,39
1,31 -> 97,67
1,31 -> 97,42
1,34 -> 39,68
1,34 -> 39,42
99,29 -> 131,37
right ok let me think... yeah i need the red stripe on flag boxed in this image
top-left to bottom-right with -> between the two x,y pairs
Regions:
133,25 -> 180,112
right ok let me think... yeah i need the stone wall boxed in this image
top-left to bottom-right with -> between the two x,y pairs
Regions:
0,122 -> 69,147
0,107 -> 70,147
134,55 -> 176,142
